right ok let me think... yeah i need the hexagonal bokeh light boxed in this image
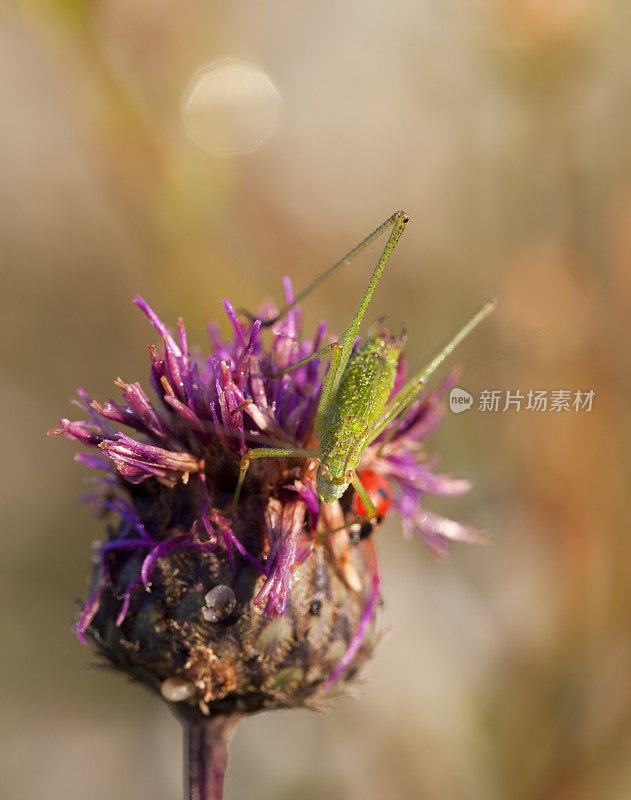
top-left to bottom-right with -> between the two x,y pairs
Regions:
181,60 -> 280,156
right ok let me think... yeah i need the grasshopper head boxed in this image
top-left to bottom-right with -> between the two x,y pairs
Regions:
316,460 -> 352,505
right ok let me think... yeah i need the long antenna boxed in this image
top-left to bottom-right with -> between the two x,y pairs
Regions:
238,211 -> 407,327
418,299 -> 497,385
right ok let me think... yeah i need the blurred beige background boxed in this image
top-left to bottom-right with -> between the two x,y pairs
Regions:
2,1 -> 630,798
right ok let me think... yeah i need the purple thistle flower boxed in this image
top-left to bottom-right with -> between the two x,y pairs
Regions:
50,279 -> 485,718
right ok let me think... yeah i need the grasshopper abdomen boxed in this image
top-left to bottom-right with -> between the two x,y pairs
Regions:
316,332 -> 402,504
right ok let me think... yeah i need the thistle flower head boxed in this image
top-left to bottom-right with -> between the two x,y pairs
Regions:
50,280 -> 483,717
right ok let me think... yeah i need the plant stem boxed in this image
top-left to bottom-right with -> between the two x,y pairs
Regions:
183,714 -> 241,800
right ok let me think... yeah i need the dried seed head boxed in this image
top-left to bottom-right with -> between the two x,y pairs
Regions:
84,483 -> 379,715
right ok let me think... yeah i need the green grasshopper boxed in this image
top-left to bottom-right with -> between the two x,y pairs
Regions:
232,211 -> 495,519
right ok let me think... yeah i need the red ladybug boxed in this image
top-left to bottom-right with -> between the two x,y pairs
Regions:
352,470 -> 392,519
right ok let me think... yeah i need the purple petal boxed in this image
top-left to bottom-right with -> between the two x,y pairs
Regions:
77,579 -> 106,645
234,319 -> 261,388
74,452 -> 113,471
287,480 -> 320,529
412,508 -> 488,546
322,563 -> 380,691
116,577 -> 143,626
49,419 -> 105,447
223,299 -> 247,348
140,533 -> 191,588
134,295 -> 182,357
75,388 -> 118,437
254,498 -> 306,615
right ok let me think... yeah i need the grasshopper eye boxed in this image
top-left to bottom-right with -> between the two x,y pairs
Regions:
345,469 -> 354,481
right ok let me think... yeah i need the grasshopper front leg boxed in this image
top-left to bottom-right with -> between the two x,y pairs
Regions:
231,446 -> 318,512
263,341 -> 342,379
350,471 -> 378,519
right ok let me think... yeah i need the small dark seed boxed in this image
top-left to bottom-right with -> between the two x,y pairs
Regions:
309,599 -> 322,616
